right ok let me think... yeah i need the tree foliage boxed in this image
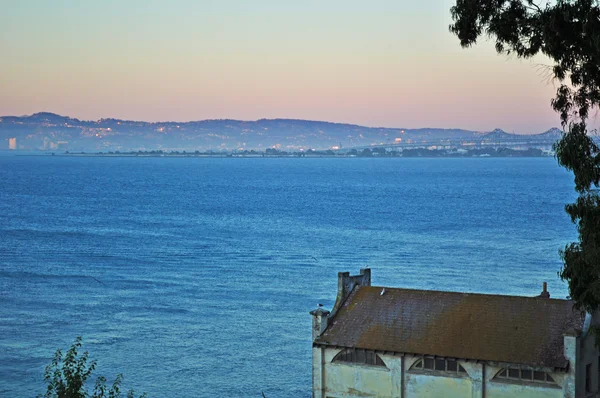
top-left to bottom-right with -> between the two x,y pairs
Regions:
39,337 -> 146,398
450,0 -> 600,312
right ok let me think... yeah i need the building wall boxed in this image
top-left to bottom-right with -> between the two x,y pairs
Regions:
324,362 -> 393,397
575,313 -> 600,397
485,383 -> 563,398
405,373 -> 471,397
321,348 -> 393,397
316,348 -> 570,398
484,363 -> 563,398
403,355 -> 472,398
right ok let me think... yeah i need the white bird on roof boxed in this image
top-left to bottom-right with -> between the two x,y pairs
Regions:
380,288 -> 386,296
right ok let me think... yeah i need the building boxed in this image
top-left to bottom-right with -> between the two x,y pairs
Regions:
8,137 -> 16,150
311,269 -> 599,398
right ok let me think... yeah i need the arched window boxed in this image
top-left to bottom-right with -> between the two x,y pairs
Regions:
332,348 -> 386,367
410,357 -> 467,374
494,367 -> 557,385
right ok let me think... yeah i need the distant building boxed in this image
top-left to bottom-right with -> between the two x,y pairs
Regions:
311,269 -> 598,398
8,137 -> 16,150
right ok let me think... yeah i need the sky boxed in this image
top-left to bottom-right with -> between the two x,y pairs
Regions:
0,0 -> 566,133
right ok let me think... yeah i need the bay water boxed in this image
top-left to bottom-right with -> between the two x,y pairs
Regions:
0,156 -> 578,397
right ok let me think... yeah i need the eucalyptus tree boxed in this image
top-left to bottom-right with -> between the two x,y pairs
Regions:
450,0 -> 600,312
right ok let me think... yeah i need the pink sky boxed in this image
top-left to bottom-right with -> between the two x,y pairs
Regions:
0,0 -> 568,133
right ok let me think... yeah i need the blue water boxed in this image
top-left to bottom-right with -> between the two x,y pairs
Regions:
0,156 -> 578,397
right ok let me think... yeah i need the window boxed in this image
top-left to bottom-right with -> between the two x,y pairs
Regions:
332,348 -> 386,367
586,363 -> 592,393
494,367 -> 556,385
424,357 -> 434,369
410,357 -> 467,375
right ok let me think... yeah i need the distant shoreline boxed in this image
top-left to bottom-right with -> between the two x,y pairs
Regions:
12,150 -> 554,159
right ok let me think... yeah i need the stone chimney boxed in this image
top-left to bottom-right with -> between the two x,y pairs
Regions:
538,282 -> 550,299
331,268 -> 371,315
310,306 -> 330,341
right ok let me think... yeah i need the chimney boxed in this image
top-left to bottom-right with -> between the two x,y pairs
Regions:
539,282 -> 550,299
310,306 -> 330,341
331,268 -> 371,315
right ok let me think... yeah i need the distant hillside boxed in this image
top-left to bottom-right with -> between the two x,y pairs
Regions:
0,112 -> 562,151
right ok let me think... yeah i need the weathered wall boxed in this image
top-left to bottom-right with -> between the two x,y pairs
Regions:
563,334 -> 578,398
576,313 -> 599,397
405,373 -> 472,397
483,364 -> 564,398
404,357 -> 472,398
313,347 -> 324,398
322,348 -> 393,397
319,349 -> 400,398
485,384 -> 563,398
324,363 -> 393,397
317,348 -> 574,398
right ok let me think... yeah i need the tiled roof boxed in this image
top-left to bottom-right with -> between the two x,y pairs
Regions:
314,286 -> 586,369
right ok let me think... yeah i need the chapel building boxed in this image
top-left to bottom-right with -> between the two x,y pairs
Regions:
311,269 -> 599,398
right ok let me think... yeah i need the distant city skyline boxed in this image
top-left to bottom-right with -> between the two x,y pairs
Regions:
1,0 -> 578,133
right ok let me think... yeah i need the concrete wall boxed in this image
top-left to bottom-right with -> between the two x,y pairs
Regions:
564,334 -> 578,398
405,373 -> 471,397
484,363 -> 563,398
322,348 -> 393,398
325,362 -> 393,397
485,383 -> 563,398
313,347 -> 324,398
575,313 -> 600,397
403,355 -> 472,398
316,348 -> 572,398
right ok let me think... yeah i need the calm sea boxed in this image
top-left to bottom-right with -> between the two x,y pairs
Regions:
0,156 -> 578,397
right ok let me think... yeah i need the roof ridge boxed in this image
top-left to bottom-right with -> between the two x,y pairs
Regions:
368,285 -> 572,303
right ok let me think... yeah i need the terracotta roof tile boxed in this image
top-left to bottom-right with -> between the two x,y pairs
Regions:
315,286 -> 585,369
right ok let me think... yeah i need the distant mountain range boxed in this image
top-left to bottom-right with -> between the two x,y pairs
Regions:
0,112 -> 564,151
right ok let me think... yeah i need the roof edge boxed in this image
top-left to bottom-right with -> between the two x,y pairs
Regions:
312,342 -> 569,372
320,284 -> 364,336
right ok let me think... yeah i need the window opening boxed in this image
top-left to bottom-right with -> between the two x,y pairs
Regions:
586,363 -> 591,393
332,348 -> 386,367
494,367 -> 557,385
410,357 -> 466,374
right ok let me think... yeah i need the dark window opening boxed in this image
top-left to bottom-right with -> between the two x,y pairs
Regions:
410,357 -> 466,374
586,363 -> 591,393
447,360 -> 457,372
495,367 -> 557,385
533,371 -> 546,381
332,348 -> 386,367
424,357 -> 434,369
435,359 -> 446,371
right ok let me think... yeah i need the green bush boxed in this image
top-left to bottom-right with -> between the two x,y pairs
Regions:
39,337 -> 146,398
